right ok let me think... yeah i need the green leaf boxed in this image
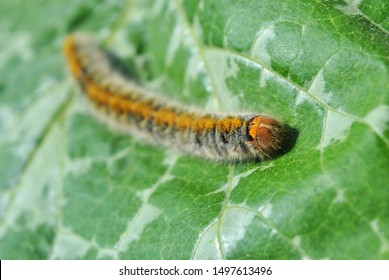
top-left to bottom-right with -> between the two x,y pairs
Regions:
0,0 -> 388,260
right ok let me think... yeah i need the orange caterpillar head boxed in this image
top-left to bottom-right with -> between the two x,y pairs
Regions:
248,116 -> 288,159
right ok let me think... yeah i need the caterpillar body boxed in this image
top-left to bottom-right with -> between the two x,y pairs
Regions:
64,34 -> 293,163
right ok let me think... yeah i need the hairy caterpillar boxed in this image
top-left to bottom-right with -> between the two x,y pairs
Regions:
63,34 -> 295,163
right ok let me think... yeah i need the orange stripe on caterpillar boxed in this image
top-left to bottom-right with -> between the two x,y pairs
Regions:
63,34 -> 296,162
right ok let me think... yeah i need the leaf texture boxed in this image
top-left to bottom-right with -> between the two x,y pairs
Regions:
0,0 -> 388,259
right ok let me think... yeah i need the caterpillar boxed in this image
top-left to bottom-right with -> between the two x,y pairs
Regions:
63,34 -> 295,163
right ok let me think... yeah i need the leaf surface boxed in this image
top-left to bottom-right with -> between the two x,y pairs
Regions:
0,0 -> 388,259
